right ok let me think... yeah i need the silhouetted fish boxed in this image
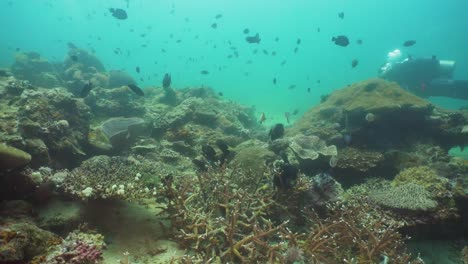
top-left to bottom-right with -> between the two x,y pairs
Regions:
70,55 -> 78,62
338,12 -> 344,19
245,33 -> 261,44
403,40 -> 416,47
127,84 -> 144,96
109,8 -> 127,20
162,73 -> 171,89
215,14 -> 222,19
80,81 -> 93,98
243,28 -> 249,34
273,78 -> 277,85
332,35 -> 349,47
351,59 -> 359,68
136,66 -> 140,73
296,38 -> 301,45
200,70 -> 209,75
211,23 -> 217,29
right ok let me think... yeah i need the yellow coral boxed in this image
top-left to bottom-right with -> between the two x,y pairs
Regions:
392,166 -> 448,197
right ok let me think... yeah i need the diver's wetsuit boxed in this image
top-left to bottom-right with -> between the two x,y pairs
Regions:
381,57 -> 468,100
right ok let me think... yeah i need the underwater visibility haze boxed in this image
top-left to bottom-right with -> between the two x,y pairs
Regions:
0,0 -> 467,263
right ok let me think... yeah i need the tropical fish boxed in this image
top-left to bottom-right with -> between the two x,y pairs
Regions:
109,8 -> 127,20
403,40 -> 416,47
162,73 -> 171,89
80,81 -> 93,98
351,59 -> 359,68
245,33 -> 261,44
127,84 -> 145,96
259,112 -> 266,124
284,112 -> 291,124
332,35 -> 349,47
338,12 -> 344,19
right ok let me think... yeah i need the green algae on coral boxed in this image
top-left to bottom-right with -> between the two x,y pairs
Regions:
370,183 -> 437,211
0,143 -> 31,169
392,166 -> 449,197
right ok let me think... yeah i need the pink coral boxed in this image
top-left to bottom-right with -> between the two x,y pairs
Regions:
54,241 -> 102,264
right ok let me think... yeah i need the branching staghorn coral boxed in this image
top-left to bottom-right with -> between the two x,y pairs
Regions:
157,166 -> 423,263
156,166 -> 289,263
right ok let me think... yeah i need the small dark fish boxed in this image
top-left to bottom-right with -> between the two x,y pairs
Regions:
332,35 -> 349,47
275,37 -> 279,42
136,66 -> 140,73
356,39 -> 363,45
292,109 -> 299,115
338,12 -> 344,19
351,59 -> 359,68
162,73 -> 171,89
317,80 -> 321,84
294,47 -> 299,53
218,92 -> 223,96
262,49 -> 268,55
296,38 -> 301,45
127,84 -> 144,96
200,70 -> 209,75
15,47 -> 20,52
317,27 -> 321,33
109,8 -> 127,20
403,40 -> 416,47
202,145 -> 217,162
284,112 -> 291,124
307,87 -> 311,93
80,81 -> 93,98
215,14 -> 223,19
271,51 -> 276,56
288,84 -> 296,90
273,78 -> 277,85
243,28 -> 249,34
70,55 -> 78,62
67,42 -> 77,49
280,60 -> 286,66
211,23 -> 217,29
245,33 -> 261,44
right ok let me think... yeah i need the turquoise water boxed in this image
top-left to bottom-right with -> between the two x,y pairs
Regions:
1,0 -> 467,123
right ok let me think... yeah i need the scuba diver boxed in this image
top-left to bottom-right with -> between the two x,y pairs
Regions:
379,49 -> 468,100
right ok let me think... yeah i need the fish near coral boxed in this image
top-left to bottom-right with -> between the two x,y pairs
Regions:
259,112 -> 266,124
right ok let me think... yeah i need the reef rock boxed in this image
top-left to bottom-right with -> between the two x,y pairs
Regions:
108,70 -> 136,88
17,88 -> 90,168
58,155 -> 161,200
0,218 -> 60,262
101,117 -> 149,148
0,143 -> 31,169
84,86 -> 145,118
11,52 -> 61,88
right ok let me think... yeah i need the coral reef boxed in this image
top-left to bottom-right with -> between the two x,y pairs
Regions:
0,200 -> 61,263
11,52 -> 61,88
84,86 -> 145,118
55,155 -> 161,200
17,88 -> 90,167
44,229 -> 105,264
392,166 -> 450,198
0,143 -> 31,169
289,78 -> 468,150
100,117 -> 149,148
334,147 -> 384,173
370,183 -> 438,211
